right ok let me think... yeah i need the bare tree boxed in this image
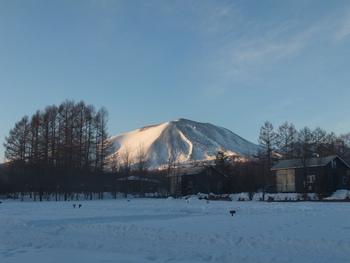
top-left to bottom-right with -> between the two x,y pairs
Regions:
108,152 -> 119,199
164,156 -> 182,197
324,132 -> 338,156
41,105 -> 58,168
294,126 -> 316,197
41,106 -> 58,200
135,143 -> 148,175
3,116 -> 30,195
336,133 -> 350,163
232,158 -> 260,200
82,104 -> 96,170
295,127 -> 316,159
313,127 -> 327,156
28,111 -> 45,201
214,147 -> 231,175
258,121 -> 277,185
4,116 -> 31,173
276,122 -> 297,159
94,107 -> 111,171
134,143 -> 149,196
120,145 -> 132,198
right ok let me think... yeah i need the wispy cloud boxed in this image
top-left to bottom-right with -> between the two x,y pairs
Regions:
199,3 -> 350,87
221,22 -> 322,75
189,2 -> 350,100
154,0 -> 239,37
187,2 -> 239,36
334,8 -> 350,42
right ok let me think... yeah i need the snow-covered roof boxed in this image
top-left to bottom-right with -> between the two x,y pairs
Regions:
271,155 -> 350,170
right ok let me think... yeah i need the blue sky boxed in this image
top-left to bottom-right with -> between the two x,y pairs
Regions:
1,0 -> 350,162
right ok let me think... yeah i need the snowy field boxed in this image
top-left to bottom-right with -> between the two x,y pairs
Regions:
1,195 -> 350,263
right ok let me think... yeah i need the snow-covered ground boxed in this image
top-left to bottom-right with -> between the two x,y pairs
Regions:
1,194 -> 350,263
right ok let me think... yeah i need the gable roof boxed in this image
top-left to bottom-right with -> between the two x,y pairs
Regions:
271,155 -> 350,170
179,166 -> 209,175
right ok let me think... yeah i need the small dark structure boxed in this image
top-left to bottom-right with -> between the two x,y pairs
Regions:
229,210 -> 236,216
168,165 -> 228,197
117,176 -> 159,196
271,155 -> 350,194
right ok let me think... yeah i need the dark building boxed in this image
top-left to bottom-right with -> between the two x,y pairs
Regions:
168,165 -> 228,196
117,176 -> 160,196
271,155 -> 350,193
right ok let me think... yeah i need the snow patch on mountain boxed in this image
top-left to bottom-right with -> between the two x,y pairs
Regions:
107,118 -> 260,168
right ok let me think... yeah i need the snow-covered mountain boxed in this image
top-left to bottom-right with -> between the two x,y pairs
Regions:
107,118 -> 260,169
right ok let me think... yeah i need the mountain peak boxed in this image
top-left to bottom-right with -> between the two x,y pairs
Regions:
172,118 -> 190,122
107,119 -> 259,168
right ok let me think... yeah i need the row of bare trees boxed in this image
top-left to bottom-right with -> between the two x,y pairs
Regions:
3,112 -> 350,200
259,122 -> 350,161
258,121 -> 350,178
211,122 -> 350,198
2,100 -> 111,201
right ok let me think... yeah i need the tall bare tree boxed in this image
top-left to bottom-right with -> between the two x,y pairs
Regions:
258,121 -> 277,185
132,143 -> 149,196
276,122 -> 297,159
313,127 -> 327,156
294,127 -> 316,196
336,133 -> 350,163
214,147 -> 231,175
3,116 -> 31,198
94,107 -> 111,171
135,143 -> 148,175
120,145 -> 132,198
4,116 -> 30,175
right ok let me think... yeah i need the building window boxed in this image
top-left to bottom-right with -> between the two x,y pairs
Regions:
331,160 -> 337,169
343,177 -> 347,185
307,175 -> 315,183
218,182 -> 223,189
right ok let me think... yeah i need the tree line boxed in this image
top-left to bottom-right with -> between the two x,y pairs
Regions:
1,100 -> 111,201
259,121 -> 350,161
2,109 -> 350,200
258,121 -> 350,183
214,121 -> 350,199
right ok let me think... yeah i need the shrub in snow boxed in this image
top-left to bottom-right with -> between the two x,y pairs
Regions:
196,193 -> 209,199
267,196 -> 274,202
229,193 -> 250,201
324,190 -> 350,200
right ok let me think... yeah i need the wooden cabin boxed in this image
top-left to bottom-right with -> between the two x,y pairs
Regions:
271,155 -> 350,193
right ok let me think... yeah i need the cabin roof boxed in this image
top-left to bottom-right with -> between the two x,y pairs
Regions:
271,155 -> 350,170
167,165 -> 228,177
